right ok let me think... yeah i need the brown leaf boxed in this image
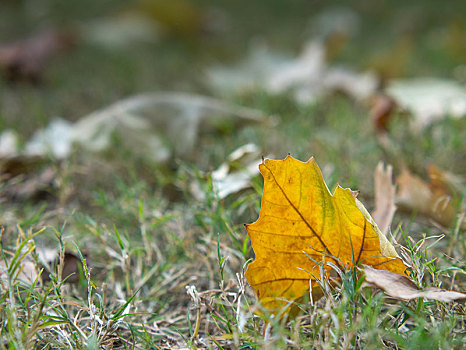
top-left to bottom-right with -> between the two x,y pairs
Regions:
370,93 -> 397,134
0,248 -> 82,285
0,29 -> 74,82
0,163 -> 56,202
0,155 -> 44,178
428,164 -> 464,195
41,251 -> 83,284
364,265 -> 466,302
396,167 -> 462,227
371,162 -> 397,236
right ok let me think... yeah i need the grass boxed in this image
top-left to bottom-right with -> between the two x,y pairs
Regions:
1,0 -> 465,348
0,158 -> 464,348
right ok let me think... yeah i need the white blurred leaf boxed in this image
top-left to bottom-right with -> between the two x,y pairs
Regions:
208,39 -> 378,104
207,40 -> 291,93
81,15 -> 159,49
25,118 -> 73,159
387,78 -> 466,128
308,6 -> 360,39
71,92 -> 271,162
15,93 -> 271,164
0,129 -> 19,158
211,143 -> 262,199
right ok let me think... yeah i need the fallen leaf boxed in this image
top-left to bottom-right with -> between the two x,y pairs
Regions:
370,93 -> 397,134
371,162 -> 397,236
0,257 -> 38,285
386,78 -> 466,128
245,155 -> 407,313
8,93 -> 272,163
207,40 -> 292,94
189,144 -> 263,200
0,129 -> 19,158
207,40 -> 378,104
71,92 -> 272,162
427,164 -> 464,195
80,14 -> 160,49
265,40 -> 326,97
0,247 -> 83,286
24,119 -> 74,159
321,67 -> 378,102
0,29 -> 74,82
39,250 -> 83,284
0,128 -> 58,202
396,167 -> 462,227
364,265 -> 466,302
1,166 -> 56,202
0,155 -> 44,178
209,143 -> 262,199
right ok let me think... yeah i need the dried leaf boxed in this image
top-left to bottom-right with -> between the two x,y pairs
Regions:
210,143 -> 262,199
245,155 -> 407,313
0,247 -> 82,285
208,40 -> 378,104
71,92 -> 272,162
40,251 -> 83,284
10,93 -> 272,163
0,155 -> 44,178
24,119 -> 73,159
364,265 -> 466,302
265,41 -> 326,97
386,78 -> 466,128
0,130 -> 19,158
2,166 -> 56,201
207,41 -> 292,94
189,144 -> 263,200
0,29 -> 74,82
322,68 -> 378,102
370,93 -> 397,134
396,167 -> 462,227
371,162 -> 397,236
0,258 -> 38,285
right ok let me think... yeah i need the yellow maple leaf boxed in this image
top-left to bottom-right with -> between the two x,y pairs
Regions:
245,155 -> 408,313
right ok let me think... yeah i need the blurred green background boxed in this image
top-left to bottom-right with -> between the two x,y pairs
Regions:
1,0 -> 465,135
